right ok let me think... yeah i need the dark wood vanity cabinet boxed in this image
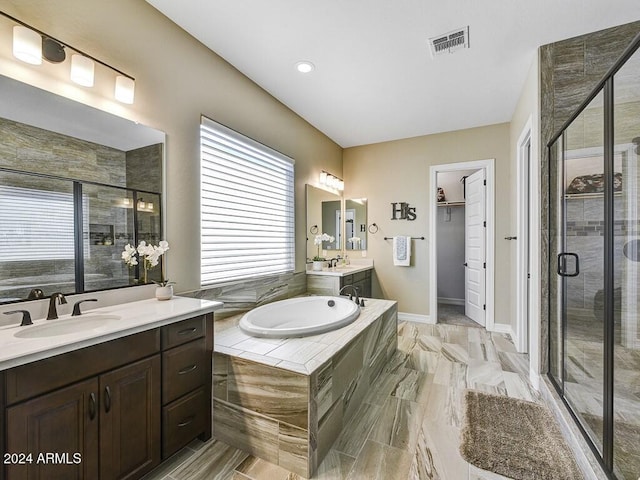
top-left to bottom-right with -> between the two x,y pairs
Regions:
1,313 -> 213,480
340,269 -> 372,298
160,315 -> 212,459
6,378 -> 100,480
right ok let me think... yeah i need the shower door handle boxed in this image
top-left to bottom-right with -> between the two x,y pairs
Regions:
557,253 -> 580,277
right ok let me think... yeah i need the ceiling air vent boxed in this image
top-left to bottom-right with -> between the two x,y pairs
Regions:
429,26 -> 469,57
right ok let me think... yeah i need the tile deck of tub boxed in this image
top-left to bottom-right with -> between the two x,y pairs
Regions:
213,298 -> 396,374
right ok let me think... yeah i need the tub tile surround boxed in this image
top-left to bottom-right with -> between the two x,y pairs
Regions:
142,321 -> 561,480
214,298 -> 396,375
184,271 -> 307,320
212,299 -> 398,477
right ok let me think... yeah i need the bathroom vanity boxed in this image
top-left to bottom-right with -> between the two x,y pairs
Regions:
306,263 -> 373,298
0,296 -> 222,480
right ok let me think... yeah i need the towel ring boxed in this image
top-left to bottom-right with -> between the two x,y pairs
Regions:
309,225 -> 319,234
368,223 -> 379,234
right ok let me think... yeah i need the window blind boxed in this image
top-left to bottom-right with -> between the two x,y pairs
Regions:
0,185 -> 75,261
200,116 -> 295,286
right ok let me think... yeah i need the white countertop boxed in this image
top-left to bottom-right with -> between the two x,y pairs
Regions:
0,296 -> 223,371
305,264 -> 373,277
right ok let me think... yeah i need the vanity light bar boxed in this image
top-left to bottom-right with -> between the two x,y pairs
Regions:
319,170 -> 344,191
2,10 -> 135,104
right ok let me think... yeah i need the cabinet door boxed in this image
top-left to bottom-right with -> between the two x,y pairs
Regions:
99,356 -> 161,480
6,378 -> 99,480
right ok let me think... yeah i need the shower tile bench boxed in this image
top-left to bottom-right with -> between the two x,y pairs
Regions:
212,298 -> 397,477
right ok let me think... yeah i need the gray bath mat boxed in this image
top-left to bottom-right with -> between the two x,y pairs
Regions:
460,390 -> 582,480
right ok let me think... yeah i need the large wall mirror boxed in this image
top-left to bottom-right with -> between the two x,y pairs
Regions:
305,185 -> 369,258
344,198 -> 367,251
306,185 -> 341,259
0,74 -> 165,304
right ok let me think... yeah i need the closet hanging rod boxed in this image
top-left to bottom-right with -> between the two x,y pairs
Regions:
383,236 -> 425,240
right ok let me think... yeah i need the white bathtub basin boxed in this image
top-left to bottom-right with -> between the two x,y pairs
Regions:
239,296 -> 360,338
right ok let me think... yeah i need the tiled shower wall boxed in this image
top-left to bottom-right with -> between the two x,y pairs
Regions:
539,20 -> 640,373
565,199 -> 634,313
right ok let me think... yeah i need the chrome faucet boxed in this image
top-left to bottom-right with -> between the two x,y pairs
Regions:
47,293 -> 67,320
338,285 -> 360,305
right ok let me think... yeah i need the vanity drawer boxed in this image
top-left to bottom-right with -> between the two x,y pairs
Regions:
162,338 -> 207,404
162,387 -> 207,458
5,328 -> 160,405
162,316 -> 205,349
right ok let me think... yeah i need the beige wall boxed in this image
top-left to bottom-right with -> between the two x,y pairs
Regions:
0,0 -> 342,293
343,123 -> 512,324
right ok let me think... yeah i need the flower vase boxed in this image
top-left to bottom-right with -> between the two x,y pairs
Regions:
312,260 -> 325,271
155,285 -> 173,301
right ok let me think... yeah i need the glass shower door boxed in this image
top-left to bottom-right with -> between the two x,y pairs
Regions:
612,46 -> 640,480
561,91 -> 606,453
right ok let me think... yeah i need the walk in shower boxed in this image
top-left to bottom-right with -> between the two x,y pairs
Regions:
548,35 -> 640,480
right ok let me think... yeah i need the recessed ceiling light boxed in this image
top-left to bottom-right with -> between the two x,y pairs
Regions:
296,61 -> 315,73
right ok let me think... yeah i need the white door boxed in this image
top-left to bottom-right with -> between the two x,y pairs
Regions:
465,169 -> 486,326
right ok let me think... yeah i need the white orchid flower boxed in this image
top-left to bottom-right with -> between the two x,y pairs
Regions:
314,233 -> 335,245
158,240 -> 170,254
122,240 -> 170,283
121,244 -> 138,266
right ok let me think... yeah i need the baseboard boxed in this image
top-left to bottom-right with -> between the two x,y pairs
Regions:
490,323 -> 514,337
437,297 -> 465,306
398,312 -> 433,324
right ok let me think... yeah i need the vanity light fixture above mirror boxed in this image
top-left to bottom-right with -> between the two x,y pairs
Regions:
2,10 -> 135,104
319,170 -> 344,191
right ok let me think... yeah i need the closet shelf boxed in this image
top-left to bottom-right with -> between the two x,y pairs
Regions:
437,201 -> 465,207
564,192 -> 623,199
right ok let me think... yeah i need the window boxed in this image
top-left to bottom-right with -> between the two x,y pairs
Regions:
200,116 -> 295,286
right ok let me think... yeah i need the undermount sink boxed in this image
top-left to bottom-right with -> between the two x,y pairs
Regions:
14,314 -> 122,339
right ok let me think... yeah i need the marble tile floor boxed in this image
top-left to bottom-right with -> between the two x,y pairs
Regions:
143,321 -> 545,480
437,303 -> 483,329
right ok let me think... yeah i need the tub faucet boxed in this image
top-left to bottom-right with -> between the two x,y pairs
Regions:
47,292 -> 67,320
339,285 -> 360,305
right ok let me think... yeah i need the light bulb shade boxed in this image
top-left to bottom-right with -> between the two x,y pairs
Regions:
319,171 -> 328,185
115,75 -> 135,104
70,54 -> 94,87
13,26 -> 42,65
337,180 -> 345,191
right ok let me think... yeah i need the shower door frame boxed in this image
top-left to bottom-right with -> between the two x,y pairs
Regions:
547,33 -> 640,477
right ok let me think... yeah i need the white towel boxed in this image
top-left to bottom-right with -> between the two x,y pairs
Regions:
393,236 -> 411,266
